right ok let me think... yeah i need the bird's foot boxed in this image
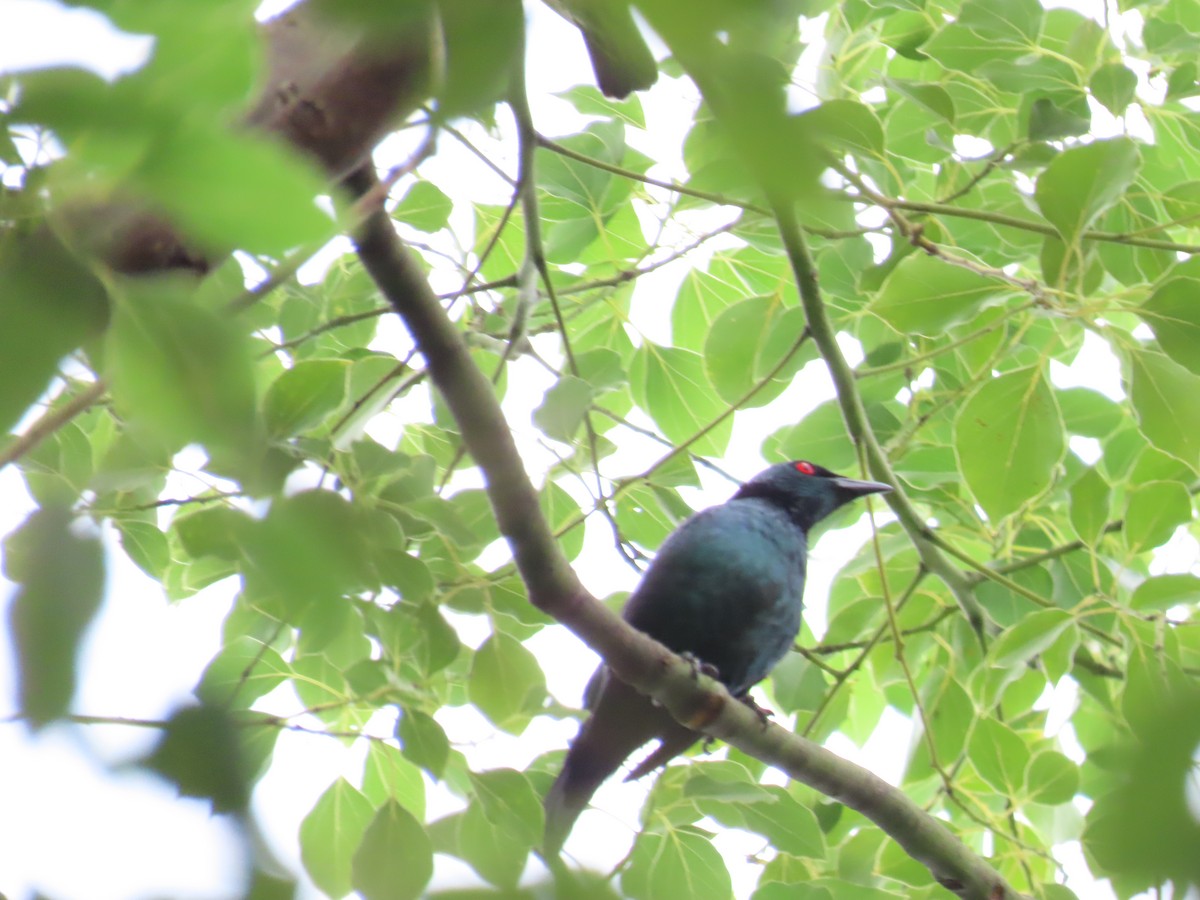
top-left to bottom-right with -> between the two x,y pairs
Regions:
737,692 -> 774,726
680,652 -> 720,681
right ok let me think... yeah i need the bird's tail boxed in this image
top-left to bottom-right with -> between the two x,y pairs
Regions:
542,672 -> 702,856
542,736 -> 614,857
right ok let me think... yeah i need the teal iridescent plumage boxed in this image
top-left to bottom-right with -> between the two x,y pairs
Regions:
543,461 -> 891,856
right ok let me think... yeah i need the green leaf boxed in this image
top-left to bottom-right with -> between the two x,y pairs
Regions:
438,0 -> 523,115
959,0 -> 1043,44
373,599 -> 460,679
467,633 -> 546,734
1140,278 -> 1200,375
1129,348 -> 1200,469
117,520 -> 170,579
872,254 -> 1009,336
264,360 -> 349,437
532,375 -> 594,442
351,800 -> 434,900
969,718 -> 1030,792
1083,679 -> 1200,887
925,677 -> 974,766
335,355 -> 410,449
1059,387 -> 1124,438
765,401 -> 857,477
397,708 -> 450,777
469,768 -> 544,848
1090,63 -> 1138,116
412,602 -> 462,676
797,100 -> 884,157
1027,95 -> 1092,142
138,128 -> 330,255
361,740 -> 426,818
885,79 -> 955,123
392,181 -> 453,233
21,418 -> 94,505
4,507 -> 104,728
0,230 -> 108,433
1069,467 -> 1110,545
704,298 -> 807,406
770,653 -> 832,714
557,84 -> 647,128
457,799 -> 530,888
196,636 -> 290,708
576,347 -> 627,394
1025,750 -> 1079,805
954,366 -> 1065,520
377,552 -> 435,603
300,778 -> 376,899
1034,138 -> 1140,243
106,281 -> 258,457
754,883 -> 834,900
1167,62 -> 1200,100
173,506 -> 253,562
143,704 -> 253,813
631,343 -> 732,457
623,827 -> 733,900
540,479 -> 585,561
737,788 -> 826,859
243,490 -> 379,610
1130,574 -> 1200,612
926,22 -> 1020,73
990,609 -> 1072,669
1123,480 -> 1192,553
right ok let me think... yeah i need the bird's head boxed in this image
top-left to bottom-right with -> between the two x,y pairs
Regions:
734,460 -> 892,530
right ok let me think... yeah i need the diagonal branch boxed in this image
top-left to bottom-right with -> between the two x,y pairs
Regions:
770,199 -> 986,633
344,161 -> 1027,900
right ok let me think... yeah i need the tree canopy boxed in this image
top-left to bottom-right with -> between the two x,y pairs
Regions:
3,1 -> 1200,898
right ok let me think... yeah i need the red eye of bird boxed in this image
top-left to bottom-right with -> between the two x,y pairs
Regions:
794,461 -> 816,475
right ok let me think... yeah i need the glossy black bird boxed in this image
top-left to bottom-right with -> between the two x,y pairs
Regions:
542,460 -> 891,855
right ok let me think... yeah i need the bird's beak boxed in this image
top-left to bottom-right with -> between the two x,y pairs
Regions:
831,476 -> 893,498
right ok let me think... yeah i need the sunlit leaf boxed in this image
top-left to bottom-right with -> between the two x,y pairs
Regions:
1140,277 -> 1200,375
631,343 -> 732,457
1034,138 -> 1139,243
4,507 -> 104,729
623,827 -> 732,900
1128,348 -> 1200,469
351,800 -> 434,900
264,360 -> 349,437
300,779 -> 376,899
468,633 -> 546,734
955,366 -> 1065,520
872,254 -> 1010,336
1130,574 -> 1200,612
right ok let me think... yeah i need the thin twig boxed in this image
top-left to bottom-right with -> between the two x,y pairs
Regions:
0,379 -> 107,471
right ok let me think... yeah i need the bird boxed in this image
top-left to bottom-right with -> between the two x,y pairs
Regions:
542,460 -> 891,856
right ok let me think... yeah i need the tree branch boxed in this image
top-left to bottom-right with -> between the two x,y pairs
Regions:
345,163 -> 1027,900
770,199 -> 986,633
0,379 -> 107,471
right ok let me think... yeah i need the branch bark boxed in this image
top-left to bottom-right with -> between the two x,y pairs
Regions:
345,164 -> 1028,900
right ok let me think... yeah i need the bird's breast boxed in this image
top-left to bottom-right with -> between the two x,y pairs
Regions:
621,501 -> 808,695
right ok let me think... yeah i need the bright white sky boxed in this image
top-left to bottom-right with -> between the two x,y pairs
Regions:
0,1 -> 1175,898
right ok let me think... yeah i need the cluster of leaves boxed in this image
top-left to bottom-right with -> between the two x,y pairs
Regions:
3,0 -> 1200,898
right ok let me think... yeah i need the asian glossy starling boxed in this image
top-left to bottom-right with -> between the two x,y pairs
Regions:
543,460 -> 891,855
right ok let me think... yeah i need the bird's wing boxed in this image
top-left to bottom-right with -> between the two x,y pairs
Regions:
622,502 -> 806,695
